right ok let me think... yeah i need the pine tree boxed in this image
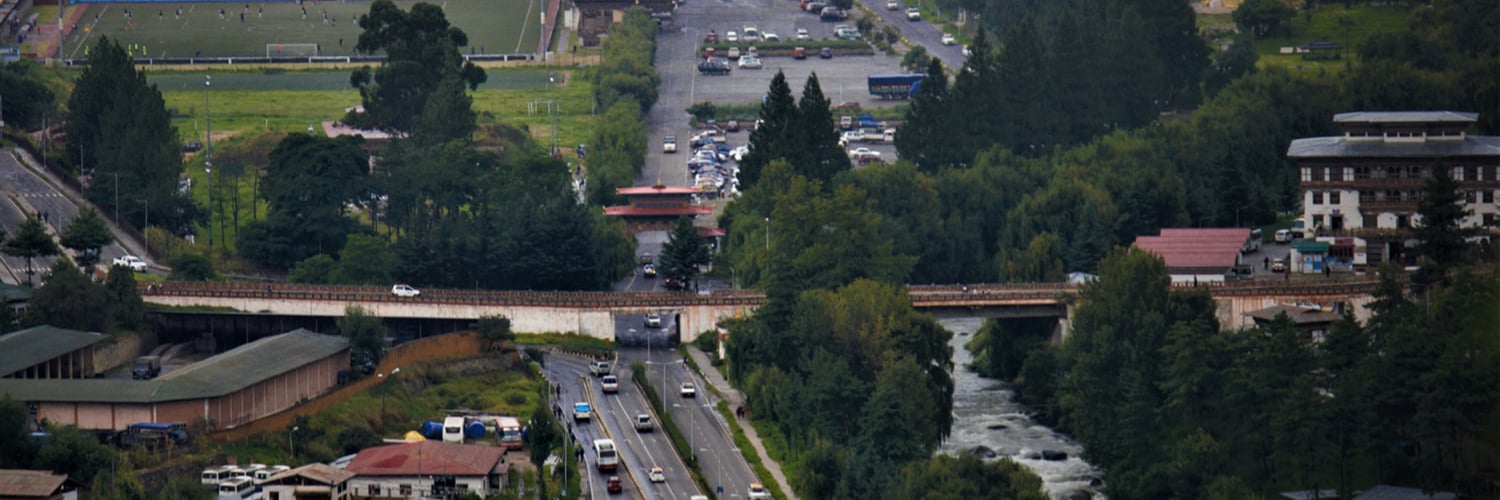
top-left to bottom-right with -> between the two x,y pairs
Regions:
1413,164 -> 1469,287
659,216 -> 710,289
60,207 -> 114,269
739,71 -> 799,189
2,214 -> 58,287
794,73 -> 849,184
997,17 -> 1048,154
895,59 -> 951,172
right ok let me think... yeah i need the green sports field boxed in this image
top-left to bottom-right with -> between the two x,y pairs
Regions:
61,0 -> 542,59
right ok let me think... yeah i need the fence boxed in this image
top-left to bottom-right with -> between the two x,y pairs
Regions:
59,52 -> 536,67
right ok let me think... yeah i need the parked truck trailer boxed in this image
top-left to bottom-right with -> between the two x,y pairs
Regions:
868,74 -> 924,99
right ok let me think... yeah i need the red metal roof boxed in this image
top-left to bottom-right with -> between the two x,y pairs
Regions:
1133,228 -> 1249,269
697,227 -> 727,237
604,206 -> 714,216
617,185 -> 701,195
0,470 -> 72,497
346,441 -> 505,477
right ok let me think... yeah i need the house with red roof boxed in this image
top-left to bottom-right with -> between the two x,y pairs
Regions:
344,441 -> 508,499
1132,228 -> 1251,284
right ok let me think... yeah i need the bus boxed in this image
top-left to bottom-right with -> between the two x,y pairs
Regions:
495,416 -> 524,451
253,465 -> 290,485
216,476 -> 259,500
200,465 -> 236,486
1242,228 -> 1263,254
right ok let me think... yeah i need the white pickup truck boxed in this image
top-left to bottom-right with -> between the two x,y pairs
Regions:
112,255 -> 147,272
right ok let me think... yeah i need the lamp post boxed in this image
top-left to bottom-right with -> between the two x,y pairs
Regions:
377,367 -> 401,431
205,74 -> 213,255
137,199 -> 149,255
290,426 -> 299,460
763,217 -> 770,251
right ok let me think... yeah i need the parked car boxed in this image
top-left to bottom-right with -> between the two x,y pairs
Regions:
662,136 -> 677,153
698,59 -> 732,75
391,284 -> 421,297
804,1 -> 825,12
728,46 -> 741,59
820,6 -> 846,21
793,46 -> 807,59
112,255 -> 148,272
649,467 -> 666,483
941,33 -> 956,45
738,56 -> 763,69
796,28 -> 810,40
763,31 -> 781,42
725,120 -> 741,132
742,25 -> 760,42
725,30 -> 738,42
820,47 -> 833,58
704,30 -> 718,43
1275,229 -> 1292,243
847,147 -> 882,162
906,6 -> 921,19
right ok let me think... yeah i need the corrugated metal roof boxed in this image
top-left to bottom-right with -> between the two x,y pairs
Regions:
1134,229 -> 1247,269
0,469 -> 71,497
1332,111 -> 1478,124
154,329 -> 348,400
1286,136 -> 1500,158
346,441 -> 505,477
0,326 -> 107,377
264,463 -> 354,485
0,330 -> 346,403
1245,305 -> 1342,325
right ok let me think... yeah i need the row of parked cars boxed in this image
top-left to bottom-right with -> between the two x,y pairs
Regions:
664,125 -> 746,199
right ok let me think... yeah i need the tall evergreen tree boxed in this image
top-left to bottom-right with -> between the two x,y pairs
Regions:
348,0 -> 486,134
659,216 -> 710,289
68,37 -> 195,234
60,207 -> 114,269
997,17 -> 1048,154
1046,10 -> 1094,145
739,71 -> 799,189
3,214 -> 58,286
793,73 -> 850,183
1413,164 -> 1469,287
950,28 -> 1001,163
895,59 -> 951,172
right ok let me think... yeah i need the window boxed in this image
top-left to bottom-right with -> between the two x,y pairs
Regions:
1486,214 -> 1498,227
1310,168 -> 1325,181
400,484 -> 413,495
1464,191 -> 1475,204
270,494 -> 281,500
1328,167 -> 1344,181
1329,191 -> 1341,204
1484,191 -> 1496,204
1312,191 -> 1323,205
1301,168 -> 1312,182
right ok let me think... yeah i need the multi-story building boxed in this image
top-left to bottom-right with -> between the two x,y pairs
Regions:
1286,111 -> 1500,267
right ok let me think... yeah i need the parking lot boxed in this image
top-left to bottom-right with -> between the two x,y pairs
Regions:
642,0 -> 910,190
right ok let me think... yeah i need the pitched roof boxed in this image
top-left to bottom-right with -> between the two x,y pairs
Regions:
153,329 -> 348,399
264,463 -> 354,486
0,470 -> 73,497
603,206 -> 714,216
0,326 -> 107,377
617,185 -> 701,195
1133,228 -> 1249,270
1245,304 -> 1342,325
1286,136 -> 1500,158
346,441 -> 506,477
0,329 -> 347,403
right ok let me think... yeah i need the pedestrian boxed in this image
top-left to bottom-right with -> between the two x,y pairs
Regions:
240,12 -> 244,22
338,37 -> 343,47
158,10 -> 163,21
219,8 -> 226,20
258,6 -> 263,17
1323,263 -> 1330,276
1263,256 -> 1269,269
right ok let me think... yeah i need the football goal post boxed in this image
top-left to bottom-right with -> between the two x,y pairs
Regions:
266,43 -> 321,57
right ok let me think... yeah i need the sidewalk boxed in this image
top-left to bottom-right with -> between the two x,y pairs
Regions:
684,346 -> 798,500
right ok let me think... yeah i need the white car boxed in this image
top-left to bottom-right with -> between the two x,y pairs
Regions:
730,145 -> 750,161
662,136 -> 677,153
601,374 -> 619,393
680,381 -> 697,397
941,33 -> 956,45
742,26 -> 760,41
112,255 -> 147,272
645,314 -> 663,328
748,483 -> 771,499
649,467 -> 666,483
391,284 -> 421,297
795,28 -> 810,40
906,7 -> 921,20
886,0 -> 899,9
763,31 -> 781,42
725,30 -> 738,42
738,56 -> 763,69
847,147 -> 881,161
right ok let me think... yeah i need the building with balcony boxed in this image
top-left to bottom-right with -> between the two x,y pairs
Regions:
1286,111 -> 1500,267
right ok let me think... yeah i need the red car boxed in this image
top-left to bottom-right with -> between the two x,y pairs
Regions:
704,31 -> 719,43
607,476 -> 623,494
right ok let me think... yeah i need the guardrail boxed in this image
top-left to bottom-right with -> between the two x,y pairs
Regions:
62,53 -> 536,67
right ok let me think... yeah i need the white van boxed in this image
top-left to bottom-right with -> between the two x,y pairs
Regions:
254,465 -> 291,484
217,476 -> 257,500
201,465 -> 236,486
1275,229 -> 1293,243
594,439 -> 619,472
443,416 -> 465,443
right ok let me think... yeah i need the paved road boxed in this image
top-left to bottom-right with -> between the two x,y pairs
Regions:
0,151 -> 132,284
544,353 -> 650,500
860,0 -> 966,70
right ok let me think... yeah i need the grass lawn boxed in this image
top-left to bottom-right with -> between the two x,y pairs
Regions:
153,67 -> 595,258
61,0 -> 542,59
1251,4 -> 1412,70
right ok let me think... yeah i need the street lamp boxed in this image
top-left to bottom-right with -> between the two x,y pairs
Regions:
290,426 -> 300,460
377,367 -> 402,432
763,217 -> 770,251
205,74 -> 213,255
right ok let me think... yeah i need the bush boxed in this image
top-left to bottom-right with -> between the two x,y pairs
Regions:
687,102 -> 718,122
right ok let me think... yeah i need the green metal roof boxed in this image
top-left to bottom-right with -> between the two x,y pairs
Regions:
1293,240 -> 1331,253
0,329 -> 347,403
0,326 -> 108,377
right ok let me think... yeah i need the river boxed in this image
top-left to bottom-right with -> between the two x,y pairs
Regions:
937,317 -> 1106,499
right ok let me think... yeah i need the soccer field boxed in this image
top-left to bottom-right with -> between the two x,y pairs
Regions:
61,0 -> 542,59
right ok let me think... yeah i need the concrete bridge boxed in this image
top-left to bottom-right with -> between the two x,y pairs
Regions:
143,279 -> 1379,342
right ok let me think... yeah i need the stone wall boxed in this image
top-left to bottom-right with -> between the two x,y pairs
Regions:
93,332 -> 146,374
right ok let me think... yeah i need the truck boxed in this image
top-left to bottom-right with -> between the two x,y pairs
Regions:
868,74 -> 924,99
131,355 -> 161,380
117,422 -> 189,448
594,439 -> 619,472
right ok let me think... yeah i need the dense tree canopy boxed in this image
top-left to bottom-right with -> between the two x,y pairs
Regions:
60,208 -> 113,269
348,0 -> 486,138
238,133 -> 370,269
